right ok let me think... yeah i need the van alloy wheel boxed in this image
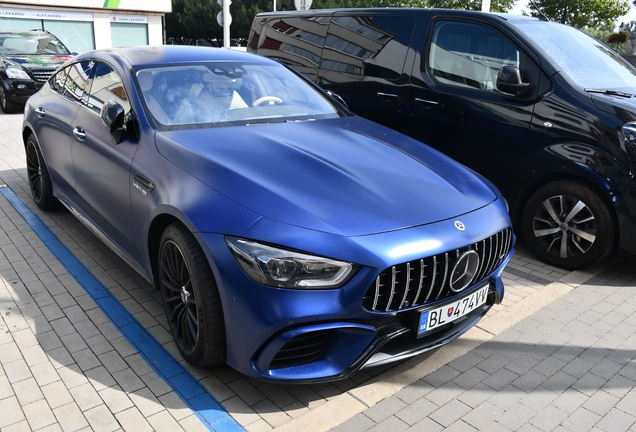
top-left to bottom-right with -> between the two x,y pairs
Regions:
522,180 -> 616,270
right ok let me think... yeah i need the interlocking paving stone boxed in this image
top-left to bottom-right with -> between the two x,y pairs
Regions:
1,109 -> 635,431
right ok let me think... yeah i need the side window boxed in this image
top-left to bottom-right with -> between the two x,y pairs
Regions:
85,62 -> 130,115
322,16 -> 415,80
428,21 -> 520,91
49,65 -> 70,95
256,16 -> 331,81
63,61 -> 96,103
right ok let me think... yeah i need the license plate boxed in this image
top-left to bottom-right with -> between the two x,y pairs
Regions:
417,285 -> 489,336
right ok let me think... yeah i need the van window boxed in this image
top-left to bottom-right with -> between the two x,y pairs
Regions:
514,20 -> 636,93
322,16 -> 415,80
254,16 -> 330,81
428,21 -> 520,91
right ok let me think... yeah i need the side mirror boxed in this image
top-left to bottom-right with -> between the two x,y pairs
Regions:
326,90 -> 349,109
497,66 -> 530,97
100,99 -> 125,144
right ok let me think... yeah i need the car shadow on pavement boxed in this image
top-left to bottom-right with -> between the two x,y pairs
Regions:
0,174 -> 395,426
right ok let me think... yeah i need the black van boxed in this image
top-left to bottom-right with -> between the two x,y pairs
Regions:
249,9 -> 636,270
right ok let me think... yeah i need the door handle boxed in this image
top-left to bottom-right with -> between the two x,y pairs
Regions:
414,98 -> 439,108
377,92 -> 398,102
72,127 -> 86,141
35,107 -> 45,117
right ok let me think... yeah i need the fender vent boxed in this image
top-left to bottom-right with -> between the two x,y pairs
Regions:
270,329 -> 336,369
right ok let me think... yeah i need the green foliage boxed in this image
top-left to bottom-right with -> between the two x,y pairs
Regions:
427,0 -> 515,12
526,0 -> 631,28
165,0 -> 221,41
164,0 -> 515,43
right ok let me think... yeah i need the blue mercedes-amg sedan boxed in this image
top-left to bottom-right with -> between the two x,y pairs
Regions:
22,46 -> 514,382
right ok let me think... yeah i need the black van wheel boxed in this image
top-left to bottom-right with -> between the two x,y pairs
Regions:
25,134 -> 59,210
0,85 -> 20,114
159,222 -> 226,367
522,180 -> 616,270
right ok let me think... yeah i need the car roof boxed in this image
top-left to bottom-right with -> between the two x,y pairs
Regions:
76,45 -> 274,69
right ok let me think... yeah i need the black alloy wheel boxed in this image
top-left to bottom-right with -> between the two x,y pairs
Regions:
522,180 -> 616,270
159,222 -> 226,367
25,134 -> 58,210
0,85 -> 19,114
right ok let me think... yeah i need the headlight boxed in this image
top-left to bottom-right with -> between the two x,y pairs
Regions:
6,67 -> 30,80
226,237 -> 357,288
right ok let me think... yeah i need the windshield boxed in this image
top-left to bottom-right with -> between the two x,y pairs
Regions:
136,62 -> 341,129
513,20 -> 636,92
0,33 -> 71,56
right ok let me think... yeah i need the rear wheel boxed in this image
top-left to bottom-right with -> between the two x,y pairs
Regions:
25,134 -> 59,210
159,222 -> 226,367
0,85 -> 20,114
522,180 -> 616,270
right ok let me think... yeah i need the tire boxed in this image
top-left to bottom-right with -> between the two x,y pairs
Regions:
159,222 -> 226,367
0,85 -> 20,114
521,180 -> 617,270
25,134 -> 59,210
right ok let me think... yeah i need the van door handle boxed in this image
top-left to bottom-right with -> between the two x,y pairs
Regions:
35,107 -> 46,117
377,92 -> 398,101
415,98 -> 439,107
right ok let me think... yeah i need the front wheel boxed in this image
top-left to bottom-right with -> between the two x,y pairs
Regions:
159,222 -> 226,367
0,85 -> 20,114
25,134 -> 59,210
521,180 -> 617,270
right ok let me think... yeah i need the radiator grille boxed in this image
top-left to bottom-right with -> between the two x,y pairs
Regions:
31,68 -> 56,82
363,228 -> 512,312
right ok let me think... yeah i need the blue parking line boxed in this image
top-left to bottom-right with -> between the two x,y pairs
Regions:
0,186 -> 244,432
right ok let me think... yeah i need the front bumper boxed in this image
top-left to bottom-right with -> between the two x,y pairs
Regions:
1,78 -> 42,104
251,267 -> 508,383
201,202 -> 514,382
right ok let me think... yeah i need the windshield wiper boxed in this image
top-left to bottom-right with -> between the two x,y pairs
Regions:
585,88 -> 634,98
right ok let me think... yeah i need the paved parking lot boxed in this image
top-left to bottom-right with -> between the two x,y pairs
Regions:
0,109 -> 635,431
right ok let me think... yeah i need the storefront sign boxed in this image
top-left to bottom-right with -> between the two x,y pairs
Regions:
0,7 -> 93,21
0,0 -> 171,13
110,15 -> 148,24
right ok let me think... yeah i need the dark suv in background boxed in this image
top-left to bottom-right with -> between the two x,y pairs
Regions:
0,30 -> 72,113
249,9 -> 636,270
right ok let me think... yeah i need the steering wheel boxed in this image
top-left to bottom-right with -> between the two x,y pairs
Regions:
252,96 -> 282,107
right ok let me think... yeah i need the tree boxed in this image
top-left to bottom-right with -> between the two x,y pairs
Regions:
165,0 -> 221,43
427,0 -> 515,12
526,0 -> 631,28
165,0 -> 514,42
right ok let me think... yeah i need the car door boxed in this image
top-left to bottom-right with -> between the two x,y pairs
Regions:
31,62 -> 93,195
70,61 -> 138,247
317,13 -> 417,132
402,17 -> 546,197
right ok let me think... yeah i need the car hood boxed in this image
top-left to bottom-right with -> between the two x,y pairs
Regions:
589,92 -> 636,121
155,117 -> 497,236
3,54 -> 71,69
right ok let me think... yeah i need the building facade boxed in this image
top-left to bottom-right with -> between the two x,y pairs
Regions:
0,0 -> 170,53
